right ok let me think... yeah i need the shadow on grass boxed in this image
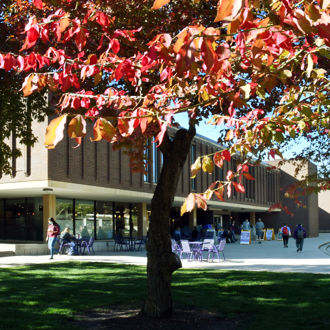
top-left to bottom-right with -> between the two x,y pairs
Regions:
0,263 -> 330,329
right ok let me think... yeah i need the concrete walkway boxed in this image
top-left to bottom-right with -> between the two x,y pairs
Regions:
0,234 -> 329,274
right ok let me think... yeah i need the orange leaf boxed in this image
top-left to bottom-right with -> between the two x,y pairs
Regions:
45,115 -> 67,149
243,172 -> 255,180
59,17 -> 70,33
214,0 -> 243,23
195,194 -> 207,211
22,74 -> 35,97
214,188 -> 224,201
68,115 -> 86,139
225,129 -> 234,141
151,0 -> 171,10
91,118 -> 116,142
181,193 -> 195,216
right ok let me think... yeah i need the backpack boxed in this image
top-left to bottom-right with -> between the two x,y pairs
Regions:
282,227 -> 289,235
296,228 -> 304,239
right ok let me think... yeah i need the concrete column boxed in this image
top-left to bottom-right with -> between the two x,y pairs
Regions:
137,202 -> 148,237
250,212 -> 256,226
43,194 -> 56,241
189,207 -> 197,229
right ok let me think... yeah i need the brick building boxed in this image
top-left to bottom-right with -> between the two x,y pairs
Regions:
0,117 -> 323,250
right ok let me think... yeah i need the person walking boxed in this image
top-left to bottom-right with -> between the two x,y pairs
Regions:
280,223 -> 291,248
293,224 -> 307,252
46,217 -> 60,259
255,218 -> 265,244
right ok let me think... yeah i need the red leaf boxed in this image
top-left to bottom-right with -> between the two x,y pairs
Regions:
269,149 -> 276,160
222,150 -> 231,162
111,39 -> 120,54
213,152 -> 224,168
4,54 -> 16,72
243,172 -> 255,180
201,38 -> 216,72
228,101 -> 235,118
33,0 -> 43,9
75,28 -> 87,51
242,164 -> 249,172
71,97 -> 81,110
233,182 -> 245,193
96,12 -> 111,27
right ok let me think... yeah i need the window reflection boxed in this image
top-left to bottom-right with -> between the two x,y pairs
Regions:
75,200 -> 94,238
56,199 -> 73,233
96,201 -> 113,239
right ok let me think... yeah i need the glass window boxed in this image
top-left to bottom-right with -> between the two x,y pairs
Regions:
75,200 -> 94,238
26,198 -> 43,241
56,198 -> 73,233
4,199 -> 26,240
96,201 -> 113,239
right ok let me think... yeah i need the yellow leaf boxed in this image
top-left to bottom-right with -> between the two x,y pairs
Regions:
45,115 -> 67,149
202,156 -> 214,174
191,157 -> 201,178
151,0 -> 170,10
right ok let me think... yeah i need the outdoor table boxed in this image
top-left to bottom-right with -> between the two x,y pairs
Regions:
123,237 -> 136,251
189,241 -> 203,260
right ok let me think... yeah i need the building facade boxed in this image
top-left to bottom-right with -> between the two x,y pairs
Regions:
0,117 -> 322,247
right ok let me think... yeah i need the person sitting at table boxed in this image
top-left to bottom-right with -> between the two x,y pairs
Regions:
60,227 -> 78,255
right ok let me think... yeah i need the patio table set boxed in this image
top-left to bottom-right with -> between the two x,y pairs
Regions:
172,238 -> 226,262
59,237 -> 95,255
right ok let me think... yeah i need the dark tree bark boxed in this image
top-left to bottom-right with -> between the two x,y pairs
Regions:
142,124 -> 196,318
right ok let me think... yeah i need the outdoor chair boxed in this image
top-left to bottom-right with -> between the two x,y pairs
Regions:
134,236 -> 146,251
179,240 -> 193,261
201,239 -> 217,261
114,235 -> 129,251
58,241 -> 71,255
171,239 -> 182,255
81,237 -> 95,255
216,239 -> 226,261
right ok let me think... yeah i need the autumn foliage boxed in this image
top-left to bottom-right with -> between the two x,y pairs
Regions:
0,0 -> 329,210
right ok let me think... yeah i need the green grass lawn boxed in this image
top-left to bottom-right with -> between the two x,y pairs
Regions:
0,262 -> 329,329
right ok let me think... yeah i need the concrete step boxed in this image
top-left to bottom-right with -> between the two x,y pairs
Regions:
0,251 -> 15,257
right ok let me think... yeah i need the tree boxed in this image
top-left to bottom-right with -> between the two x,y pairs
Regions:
0,0 -> 329,317
0,0 -> 47,176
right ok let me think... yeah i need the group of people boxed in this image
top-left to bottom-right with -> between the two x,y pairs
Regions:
46,217 -> 78,259
172,218 -> 308,253
280,223 -> 307,252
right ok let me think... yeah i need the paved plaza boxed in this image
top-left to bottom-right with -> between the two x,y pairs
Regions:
0,233 -> 329,274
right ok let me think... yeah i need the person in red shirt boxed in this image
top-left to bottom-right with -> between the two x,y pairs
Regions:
46,217 -> 60,259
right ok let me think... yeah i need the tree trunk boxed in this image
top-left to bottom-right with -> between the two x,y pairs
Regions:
142,126 -> 195,318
